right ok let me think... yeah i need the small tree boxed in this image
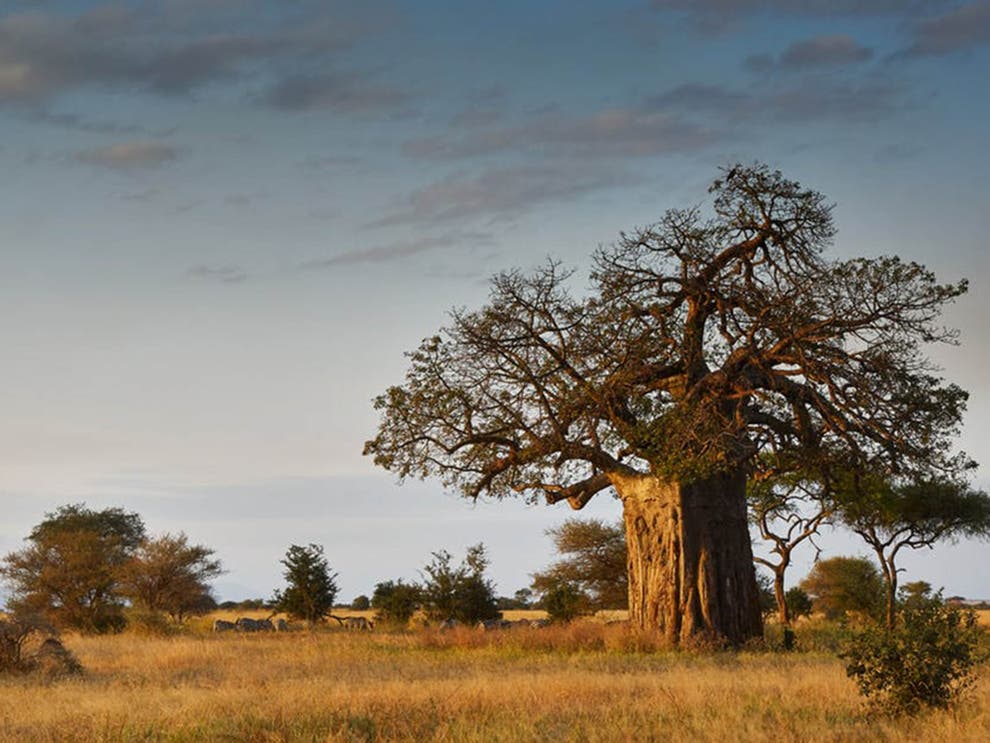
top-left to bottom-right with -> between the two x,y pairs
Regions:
750,473 -> 833,625
838,475 -> 990,629
420,544 -> 500,624
1,504 -> 146,633
531,519 -> 627,611
799,556 -> 884,622
119,533 -> 224,624
271,544 -> 338,624
371,580 -> 421,627
843,591 -> 983,715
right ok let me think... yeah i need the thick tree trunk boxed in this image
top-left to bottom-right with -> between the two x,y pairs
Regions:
616,470 -> 763,646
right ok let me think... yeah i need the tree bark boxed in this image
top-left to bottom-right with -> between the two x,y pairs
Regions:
616,470 -> 764,646
774,565 -> 791,626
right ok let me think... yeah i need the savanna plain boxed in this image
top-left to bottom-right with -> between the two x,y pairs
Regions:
2,610 -> 988,742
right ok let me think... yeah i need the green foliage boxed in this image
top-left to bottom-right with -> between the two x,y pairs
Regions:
800,556 -> 884,621
541,581 -> 589,623
271,544 -> 338,623
842,592 -> 984,715
531,519 -> 627,611
118,533 -> 223,623
1,504 -> 146,633
420,544 -> 500,624
785,587 -> 813,620
371,580 -> 421,626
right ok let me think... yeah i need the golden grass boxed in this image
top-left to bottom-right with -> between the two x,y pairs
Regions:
0,622 -> 987,742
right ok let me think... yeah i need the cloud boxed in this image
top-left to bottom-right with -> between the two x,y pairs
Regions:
0,3 -> 398,105
745,35 -> 874,72
261,72 -> 408,113
142,35 -> 282,95
651,78 -> 903,124
372,165 -> 636,226
76,140 -> 181,170
403,107 -> 717,161
300,231 -> 493,268
187,264 -> 248,284
650,0 -> 956,32
901,1 -> 990,56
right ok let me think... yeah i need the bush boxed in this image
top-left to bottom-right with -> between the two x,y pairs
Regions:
420,545 -> 500,625
351,595 -> 371,611
841,593 -> 984,715
542,581 -> 589,623
372,580 -> 421,627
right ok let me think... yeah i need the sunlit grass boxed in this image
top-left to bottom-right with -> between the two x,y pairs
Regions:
0,619 -> 986,741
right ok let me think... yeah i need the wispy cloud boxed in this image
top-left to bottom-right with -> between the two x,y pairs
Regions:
371,165 -> 636,226
261,72 -> 408,113
300,231 -> 493,268
649,78 -> 904,124
187,264 -> 248,284
900,1 -> 990,57
0,3 -> 400,107
76,140 -> 181,170
403,107 -> 717,161
745,35 -> 874,72
649,0 -> 956,33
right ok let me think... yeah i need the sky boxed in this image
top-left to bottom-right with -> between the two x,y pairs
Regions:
1,0 -> 989,603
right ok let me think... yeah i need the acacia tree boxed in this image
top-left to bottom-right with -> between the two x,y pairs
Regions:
799,556 -> 885,621
531,519 -> 628,611
838,476 -> 990,629
118,533 -> 224,623
1,504 -> 145,633
365,165 -> 969,646
750,474 -> 833,625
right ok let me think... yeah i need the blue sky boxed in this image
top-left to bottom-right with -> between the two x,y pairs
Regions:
1,0 -> 989,601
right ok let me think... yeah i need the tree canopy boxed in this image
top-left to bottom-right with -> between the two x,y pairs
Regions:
365,164 -> 968,503
800,556 -> 885,621
836,474 -> 990,628
419,544 -> 500,625
531,519 -> 627,611
271,544 -> 339,624
118,533 -> 224,624
1,504 -> 146,633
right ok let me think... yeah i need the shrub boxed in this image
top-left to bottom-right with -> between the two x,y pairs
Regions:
351,595 -> 371,611
420,544 -> 500,625
372,580 -> 421,627
841,593 -> 984,715
542,581 -> 589,623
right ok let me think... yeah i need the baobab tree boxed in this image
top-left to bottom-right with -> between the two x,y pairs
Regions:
365,164 -> 969,646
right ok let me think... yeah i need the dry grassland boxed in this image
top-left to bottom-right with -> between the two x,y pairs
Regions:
0,620 -> 987,742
